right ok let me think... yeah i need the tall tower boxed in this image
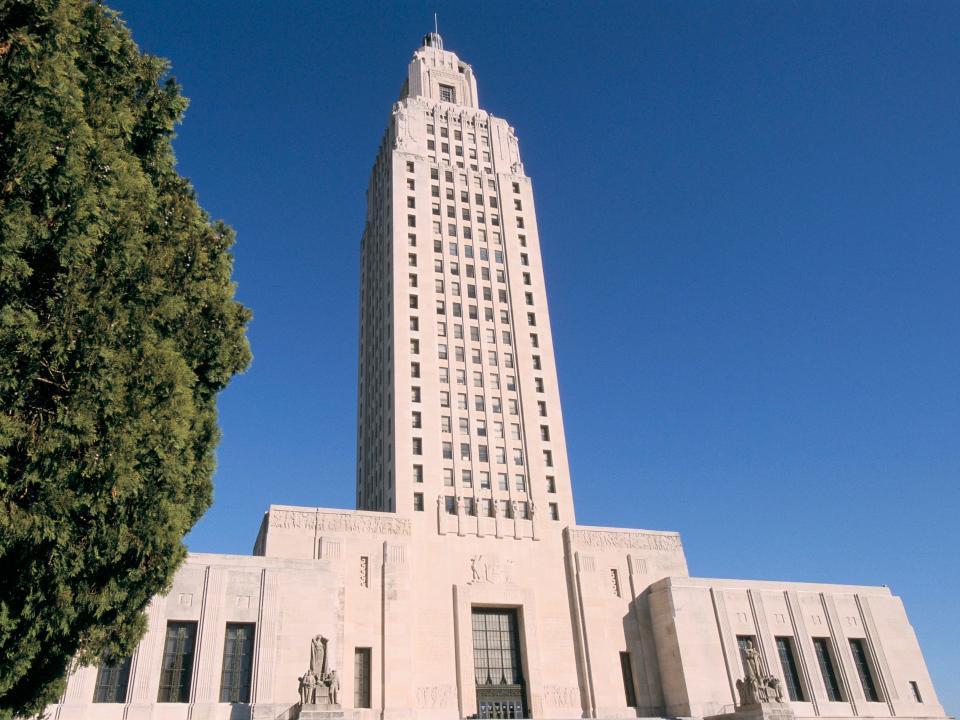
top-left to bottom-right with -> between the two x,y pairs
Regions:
357,33 -> 575,528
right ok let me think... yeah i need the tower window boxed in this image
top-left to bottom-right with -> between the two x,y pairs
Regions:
439,84 -> 456,103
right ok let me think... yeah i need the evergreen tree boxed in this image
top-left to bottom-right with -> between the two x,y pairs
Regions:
0,1 -> 252,716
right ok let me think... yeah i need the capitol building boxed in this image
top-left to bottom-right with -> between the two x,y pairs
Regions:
49,33 -> 947,720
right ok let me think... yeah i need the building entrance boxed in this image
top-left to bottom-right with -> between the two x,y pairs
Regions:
472,608 -> 526,719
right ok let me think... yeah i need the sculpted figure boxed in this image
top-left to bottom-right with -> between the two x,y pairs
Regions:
298,672 -> 309,705
769,676 -> 784,703
299,670 -> 318,705
310,635 -> 327,676
326,669 -> 340,705
744,640 -> 764,681
471,554 -> 484,582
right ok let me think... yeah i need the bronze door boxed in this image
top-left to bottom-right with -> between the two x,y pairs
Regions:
473,608 -> 526,719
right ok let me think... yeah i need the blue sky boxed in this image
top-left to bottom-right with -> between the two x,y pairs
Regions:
110,1 -> 958,711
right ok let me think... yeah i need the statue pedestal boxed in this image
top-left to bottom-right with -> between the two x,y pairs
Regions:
298,703 -> 343,720
707,702 -> 796,720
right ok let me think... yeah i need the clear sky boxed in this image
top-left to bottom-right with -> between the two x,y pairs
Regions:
109,1 -> 958,712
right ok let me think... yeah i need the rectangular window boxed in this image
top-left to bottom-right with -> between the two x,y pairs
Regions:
620,652 -> 637,707
849,639 -> 881,702
546,476 -> 556,493
354,648 -> 372,708
158,621 -> 197,702
549,503 -> 559,520
414,492 -> 424,511
910,681 -> 923,703
812,638 -> 844,702
413,464 -> 423,483
93,656 -> 132,703
219,623 -> 255,703
439,84 -> 456,102
776,637 -> 806,702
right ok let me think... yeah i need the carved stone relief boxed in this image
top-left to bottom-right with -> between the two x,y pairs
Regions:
568,529 -> 682,551
415,685 -> 453,708
269,510 -> 411,536
542,685 -> 579,707
469,554 -> 514,584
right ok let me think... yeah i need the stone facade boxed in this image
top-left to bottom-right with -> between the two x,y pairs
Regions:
46,33 -> 948,720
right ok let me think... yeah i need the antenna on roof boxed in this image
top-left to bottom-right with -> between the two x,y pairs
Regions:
434,12 -> 439,36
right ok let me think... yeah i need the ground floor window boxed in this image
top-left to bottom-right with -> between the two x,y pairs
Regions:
812,637 -> 844,702
849,639 -> 882,702
354,648 -> 372,708
158,621 -> 197,702
775,637 -> 806,701
220,623 -> 255,703
620,651 -> 637,707
93,656 -> 131,703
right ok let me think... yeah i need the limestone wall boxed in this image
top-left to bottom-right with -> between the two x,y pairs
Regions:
647,577 -> 946,720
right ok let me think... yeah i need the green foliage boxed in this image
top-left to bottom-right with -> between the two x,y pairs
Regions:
0,1 -> 252,716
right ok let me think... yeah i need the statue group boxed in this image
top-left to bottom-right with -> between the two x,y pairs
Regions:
736,640 -> 785,706
298,635 -> 340,707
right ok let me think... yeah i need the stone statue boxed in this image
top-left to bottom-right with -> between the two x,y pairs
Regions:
744,640 -> 764,681
456,495 -> 464,515
736,641 -> 785,706
528,501 -> 536,519
299,636 -> 339,707
393,102 -> 413,150
326,669 -> 340,705
299,670 -> 319,705
310,635 -> 327,676
509,500 -> 518,519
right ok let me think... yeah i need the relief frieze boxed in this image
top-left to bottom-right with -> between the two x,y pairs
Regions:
415,685 -> 453,708
569,529 -> 682,552
269,510 -> 411,536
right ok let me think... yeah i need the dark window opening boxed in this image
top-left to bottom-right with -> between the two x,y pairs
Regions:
354,648 -> 372,708
849,639 -> 881,702
158,621 -> 197,703
620,652 -> 637,708
813,638 -> 843,702
220,623 -> 255,703
93,656 -> 132,703
776,637 -> 805,701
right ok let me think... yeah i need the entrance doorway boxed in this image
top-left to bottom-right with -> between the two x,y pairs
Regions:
472,608 -> 526,719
